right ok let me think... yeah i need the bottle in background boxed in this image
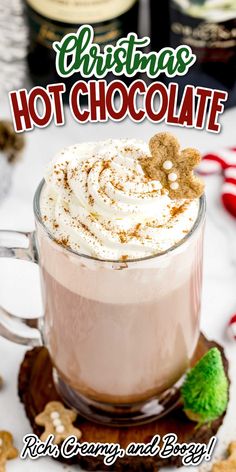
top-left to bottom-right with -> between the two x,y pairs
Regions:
169,0 -> 236,108
149,0 -> 171,88
150,0 -> 170,52
24,0 -> 139,96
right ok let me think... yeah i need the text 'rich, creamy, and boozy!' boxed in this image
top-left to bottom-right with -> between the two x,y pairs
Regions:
40,139 -> 199,260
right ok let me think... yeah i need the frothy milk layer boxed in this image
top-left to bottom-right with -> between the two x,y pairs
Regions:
40,139 -> 199,260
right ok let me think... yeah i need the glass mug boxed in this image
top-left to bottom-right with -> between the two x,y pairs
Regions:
0,180 -> 206,426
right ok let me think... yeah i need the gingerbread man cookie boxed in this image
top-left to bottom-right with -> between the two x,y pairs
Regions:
0,431 -> 18,472
35,401 -> 82,445
140,132 -> 204,200
212,442 -> 236,472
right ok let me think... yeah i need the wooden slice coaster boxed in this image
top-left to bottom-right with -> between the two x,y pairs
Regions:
18,334 -> 229,471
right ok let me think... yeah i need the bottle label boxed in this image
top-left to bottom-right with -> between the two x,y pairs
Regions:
170,0 -> 236,91
171,0 -> 236,23
26,6 -> 135,51
171,0 -> 236,51
171,19 -> 236,50
26,0 -> 136,24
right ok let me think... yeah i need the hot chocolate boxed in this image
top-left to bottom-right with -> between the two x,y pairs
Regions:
36,137 -> 204,424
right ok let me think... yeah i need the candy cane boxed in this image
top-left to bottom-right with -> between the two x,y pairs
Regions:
198,148 -> 236,175
200,148 -> 236,339
198,148 -> 236,218
227,314 -> 236,341
221,167 -> 236,217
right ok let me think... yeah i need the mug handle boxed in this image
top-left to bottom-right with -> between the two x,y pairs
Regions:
0,230 -> 43,347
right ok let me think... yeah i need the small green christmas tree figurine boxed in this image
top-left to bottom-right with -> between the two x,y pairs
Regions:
181,347 -> 229,427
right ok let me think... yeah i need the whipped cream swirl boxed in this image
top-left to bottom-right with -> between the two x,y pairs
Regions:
40,139 -> 199,260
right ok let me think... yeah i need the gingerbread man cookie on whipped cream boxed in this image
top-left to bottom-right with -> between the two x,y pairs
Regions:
140,132 -> 204,200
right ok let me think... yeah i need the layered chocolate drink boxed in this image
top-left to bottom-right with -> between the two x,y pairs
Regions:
37,137 -> 205,424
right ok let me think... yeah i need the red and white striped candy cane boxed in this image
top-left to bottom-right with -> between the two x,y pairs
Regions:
198,147 -> 236,217
198,148 -> 236,175
228,314 -> 236,341
222,167 -> 236,217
